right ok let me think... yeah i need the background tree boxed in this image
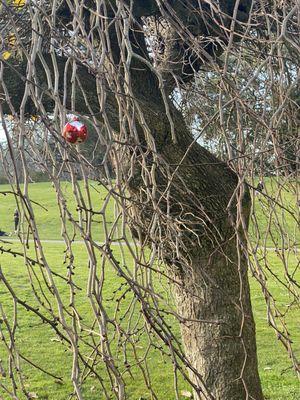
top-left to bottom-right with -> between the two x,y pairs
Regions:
0,1 -> 299,400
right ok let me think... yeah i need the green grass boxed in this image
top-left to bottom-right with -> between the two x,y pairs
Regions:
0,244 -> 299,399
0,243 -> 188,399
250,253 -> 300,399
0,179 -> 298,246
0,181 -> 299,399
0,181 -> 117,241
249,178 -> 299,247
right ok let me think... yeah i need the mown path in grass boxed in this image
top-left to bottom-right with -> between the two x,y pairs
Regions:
3,238 -> 299,252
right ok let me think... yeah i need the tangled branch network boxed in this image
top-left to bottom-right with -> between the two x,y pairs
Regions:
0,1 -> 299,399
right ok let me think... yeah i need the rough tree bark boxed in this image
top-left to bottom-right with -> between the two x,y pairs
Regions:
0,1 -> 264,399
128,95 -> 264,400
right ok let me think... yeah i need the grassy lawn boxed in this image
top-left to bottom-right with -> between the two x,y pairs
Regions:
249,178 -> 299,248
0,243 -> 188,400
0,179 -> 298,246
0,181 -> 117,241
0,181 -> 299,399
0,243 -> 299,399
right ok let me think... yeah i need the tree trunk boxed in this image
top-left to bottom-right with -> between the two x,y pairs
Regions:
173,239 -> 263,400
126,96 -> 264,400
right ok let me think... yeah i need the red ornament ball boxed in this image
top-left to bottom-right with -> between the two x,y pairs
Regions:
62,119 -> 88,144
